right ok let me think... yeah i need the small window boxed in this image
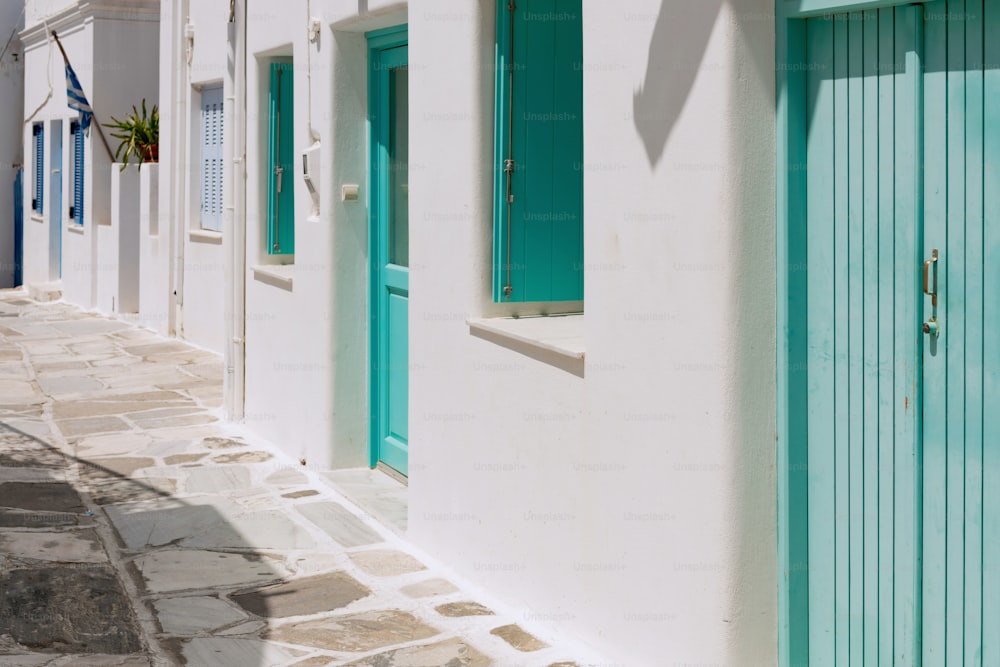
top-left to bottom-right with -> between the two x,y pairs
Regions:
69,120 -> 85,225
267,62 -> 294,255
493,0 -> 584,302
32,123 -> 44,214
200,84 -> 224,232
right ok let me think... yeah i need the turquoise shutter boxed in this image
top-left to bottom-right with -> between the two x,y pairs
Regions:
494,0 -> 584,302
267,63 -> 295,255
70,120 -> 85,225
200,85 -> 224,232
33,124 -> 44,214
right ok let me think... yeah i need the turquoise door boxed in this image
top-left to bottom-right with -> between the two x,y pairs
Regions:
789,2 -> 1000,663
369,28 -> 409,476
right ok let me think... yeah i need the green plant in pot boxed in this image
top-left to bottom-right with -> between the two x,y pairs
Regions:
105,99 -> 159,170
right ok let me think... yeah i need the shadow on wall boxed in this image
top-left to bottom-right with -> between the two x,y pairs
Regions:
633,0 -> 724,168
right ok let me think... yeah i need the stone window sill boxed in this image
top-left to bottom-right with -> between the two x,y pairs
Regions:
190,229 -> 223,244
252,264 -> 294,291
67,224 -> 84,235
467,313 -> 585,376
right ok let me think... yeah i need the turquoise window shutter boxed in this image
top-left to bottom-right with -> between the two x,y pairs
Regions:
267,62 -> 295,255
494,0 -> 584,302
200,85 -> 224,232
33,124 -> 44,214
71,120 -> 85,225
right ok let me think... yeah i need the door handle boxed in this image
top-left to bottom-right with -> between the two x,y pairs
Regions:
274,165 -> 284,193
923,249 -> 938,307
923,248 -> 939,337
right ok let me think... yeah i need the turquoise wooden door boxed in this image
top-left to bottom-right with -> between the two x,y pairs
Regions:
793,2 -> 1000,663
369,29 -> 409,476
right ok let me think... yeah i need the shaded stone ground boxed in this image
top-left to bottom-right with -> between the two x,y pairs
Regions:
0,292 -> 594,667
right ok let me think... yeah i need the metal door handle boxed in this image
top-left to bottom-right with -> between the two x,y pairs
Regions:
923,248 -> 938,307
275,165 -> 283,193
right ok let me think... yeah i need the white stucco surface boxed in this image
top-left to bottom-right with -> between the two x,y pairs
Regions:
19,0 -> 158,309
16,1 -> 782,663
0,1 -> 24,288
406,1 -> 778,664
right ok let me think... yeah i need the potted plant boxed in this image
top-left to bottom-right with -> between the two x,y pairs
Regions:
105,99 -> 159,170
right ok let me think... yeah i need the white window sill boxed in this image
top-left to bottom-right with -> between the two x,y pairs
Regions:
66,224 -> 84,235
190,229 -> 223,244
252,264 -> 294,291
467,313 -> 585,375
31,213 -> 43,223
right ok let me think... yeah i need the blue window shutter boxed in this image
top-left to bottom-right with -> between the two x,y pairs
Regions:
494,0 -> 583,302
71,120 -> 85,225
200,85 -> 224,232
267,62 -> 294,255
33,124 -> 44,214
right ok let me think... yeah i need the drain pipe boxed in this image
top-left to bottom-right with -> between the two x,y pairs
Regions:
223,0 -> 247,420
168,0 -> 190,337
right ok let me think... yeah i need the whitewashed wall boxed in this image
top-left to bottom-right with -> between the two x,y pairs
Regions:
19,0 -> 158,312
406,1 -> 778,664
172,0 -> 229,351
164,0 -> 778,663
0,1 -> 24,289
239,0 -> 406,468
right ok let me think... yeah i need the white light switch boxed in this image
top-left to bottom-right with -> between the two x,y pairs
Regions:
342,184 -> 359,201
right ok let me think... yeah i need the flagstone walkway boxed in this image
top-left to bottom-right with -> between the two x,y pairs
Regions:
0,291 -> 593,667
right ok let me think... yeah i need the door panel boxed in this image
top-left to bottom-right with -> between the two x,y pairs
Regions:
922,1 -> 997,663
370,33 -> 409,476
803,7 -> 923,664
799,2 -> 1000,664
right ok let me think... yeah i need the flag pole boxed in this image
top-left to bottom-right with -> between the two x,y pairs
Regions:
51,30 -> 115,162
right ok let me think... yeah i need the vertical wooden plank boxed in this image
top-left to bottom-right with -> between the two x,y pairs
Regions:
945,1 -> 968,662
922,1 -> 948,663
509,0 -> 529,298
806,15 -> 836,665
779,11 -> 813,663
833,13 -> 852,664
981,1 -> 1000,663
963,3 -> 985,662
521,0 -> 556,301
894,5 -> 924,665
548,0 -> 584,301
860,11 -> 880,665
847,12 -> 866,665
875,8 -> 896,665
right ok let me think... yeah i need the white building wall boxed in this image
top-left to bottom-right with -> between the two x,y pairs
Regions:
0,1 -> 25,288
406,1 -> 777,664
175,0 -> 228,352
160,1 -> 779,663
239,0 -> 391,469
19,0 -> 158,311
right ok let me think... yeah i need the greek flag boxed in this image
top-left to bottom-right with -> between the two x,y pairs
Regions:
65,63 -> 93,135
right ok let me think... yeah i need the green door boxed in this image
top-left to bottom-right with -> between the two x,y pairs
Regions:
369,28 -> 409,476
791,2 -> 1000,663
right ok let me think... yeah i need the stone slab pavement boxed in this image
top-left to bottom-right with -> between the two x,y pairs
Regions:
0,291 -> 603,667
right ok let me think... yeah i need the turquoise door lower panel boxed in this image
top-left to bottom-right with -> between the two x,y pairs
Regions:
369,27 -> 409,476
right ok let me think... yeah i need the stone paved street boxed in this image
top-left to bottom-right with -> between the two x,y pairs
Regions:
0,291 -> 595,667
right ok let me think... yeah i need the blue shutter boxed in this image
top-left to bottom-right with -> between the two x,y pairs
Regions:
70,120 -> 85,225
200,85 -> 224,232
33,124 -> 44,214
493,0 -> 583,302
267,62 -> 295,255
